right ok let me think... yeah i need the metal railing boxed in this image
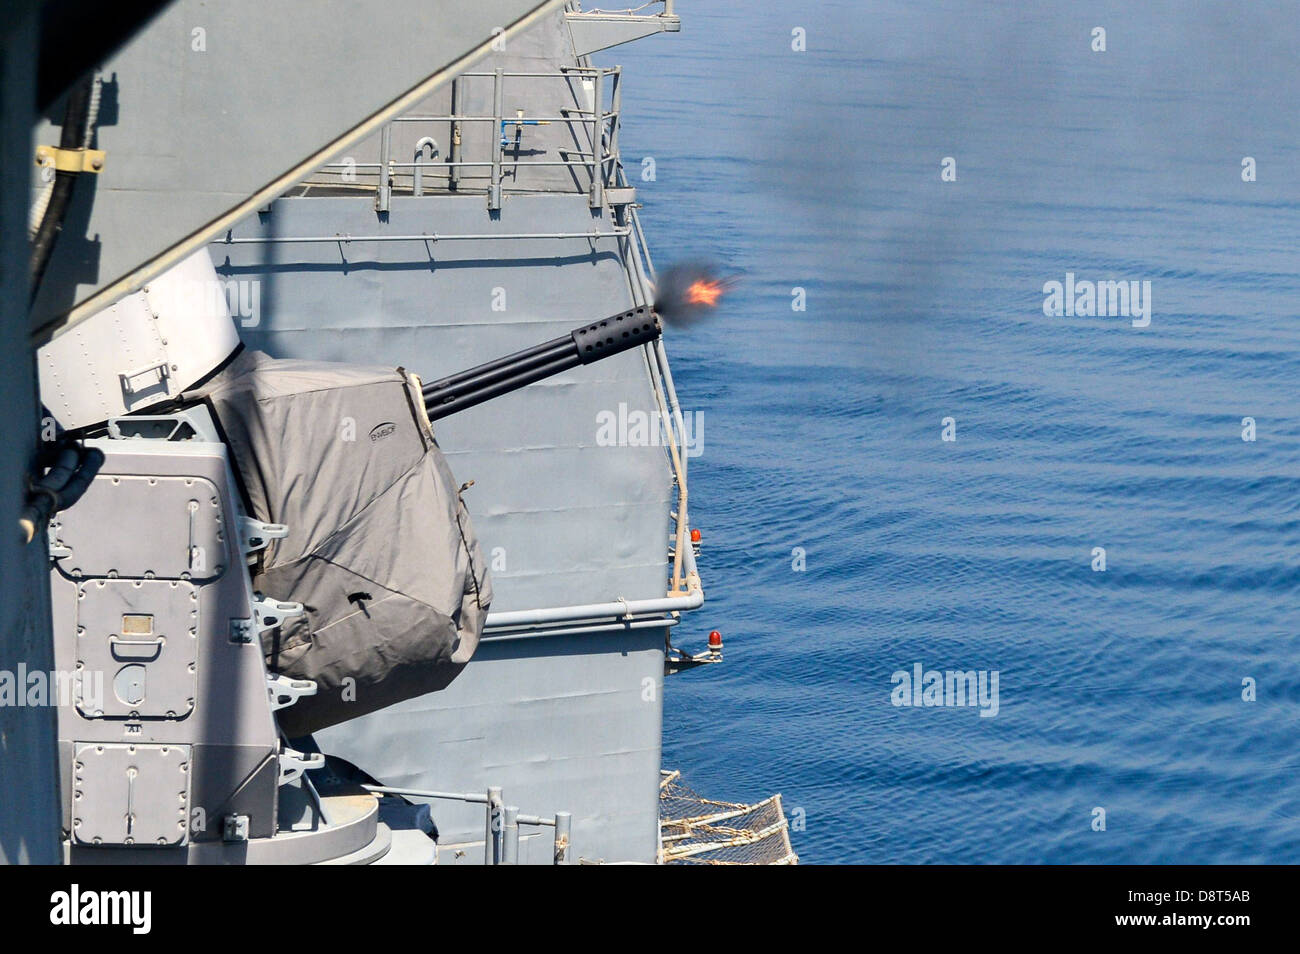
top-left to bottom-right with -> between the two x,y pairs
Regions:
215,227 -> 631,246
209,51 -> 704,617
364,784 -> 573,864
310,66 -> 624,212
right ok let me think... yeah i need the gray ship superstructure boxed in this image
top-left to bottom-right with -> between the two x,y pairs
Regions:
3,0 -> 795,865
216,2 -> 704,864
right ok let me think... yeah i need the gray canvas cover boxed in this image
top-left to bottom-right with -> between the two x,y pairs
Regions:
190,350 -> 491,736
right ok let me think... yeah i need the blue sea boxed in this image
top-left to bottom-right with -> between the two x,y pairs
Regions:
616,1 -> 1300,863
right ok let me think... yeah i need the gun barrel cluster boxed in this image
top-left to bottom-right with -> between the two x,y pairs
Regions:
422,305 -> 661,420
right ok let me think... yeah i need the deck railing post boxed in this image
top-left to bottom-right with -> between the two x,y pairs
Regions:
609,68 -> 622,169
553,811 -> 572,864
484,786 -> 503,864
589,69 -> 604,208
449,77 -> 462,192
490,68 -> 504,210
377,124 -> 392,213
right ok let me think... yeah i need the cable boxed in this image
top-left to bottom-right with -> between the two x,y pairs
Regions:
29,73 -> 98,307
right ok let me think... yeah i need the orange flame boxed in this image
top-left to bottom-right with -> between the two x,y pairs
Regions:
685,278 -> 726,307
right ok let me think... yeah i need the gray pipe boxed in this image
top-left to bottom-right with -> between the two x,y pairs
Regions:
484,576 -> 703,630
412,136 -> 440,197
503,806 -> 519,864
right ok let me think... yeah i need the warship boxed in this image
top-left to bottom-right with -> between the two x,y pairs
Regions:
1,0 -> 796,864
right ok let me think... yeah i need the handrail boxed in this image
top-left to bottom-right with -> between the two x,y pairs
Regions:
224,58 -> 704,625
364,784 -> 573,864
615,160 -> 698,598
309,66 -> 623,207
214,228 -> 630,245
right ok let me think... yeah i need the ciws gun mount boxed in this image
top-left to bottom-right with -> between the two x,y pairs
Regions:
422,305 -> 662,420
33,269 -> 671,862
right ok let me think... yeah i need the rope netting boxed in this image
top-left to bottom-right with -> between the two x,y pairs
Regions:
659,770 -> 798,865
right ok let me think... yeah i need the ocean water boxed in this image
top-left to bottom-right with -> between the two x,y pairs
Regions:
615,1 -> 1300,863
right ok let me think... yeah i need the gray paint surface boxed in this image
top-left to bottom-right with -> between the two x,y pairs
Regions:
4,0 -> 687,865
51,439 -> 282,844
218,191 -> 676,862
220,192 -> 674,614
340,627 -> 666,864
30,0 -> 564,334
213,9 -> 685,858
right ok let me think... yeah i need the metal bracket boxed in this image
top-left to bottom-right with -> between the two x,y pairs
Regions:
239,516 -> 289,555
252,595 -> 304,635
605,186 -> 637,207
35,144 -> 106,173
48,520 -> 71,560
105,409 -> 221,443
118,361 -> 170,396
664,639 -> 723,676
267,674 -> 317,712
278,747 -> 326,786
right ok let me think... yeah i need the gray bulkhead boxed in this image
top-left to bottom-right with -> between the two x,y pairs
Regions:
216,7 -> 685,863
